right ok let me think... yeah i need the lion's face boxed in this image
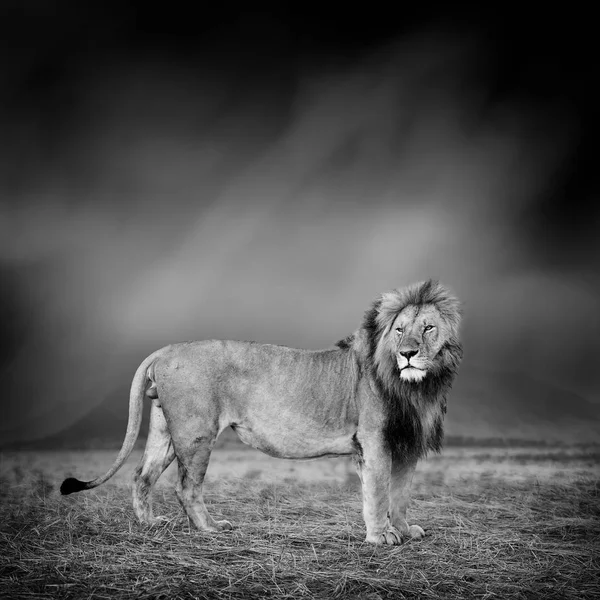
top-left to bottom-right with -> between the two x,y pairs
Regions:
388,304 -> 450,383
363,280 -> 462,397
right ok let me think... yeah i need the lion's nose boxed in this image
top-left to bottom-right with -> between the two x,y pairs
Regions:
400,349 -> 418,360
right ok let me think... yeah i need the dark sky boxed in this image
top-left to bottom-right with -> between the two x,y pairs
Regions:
1,4 -> 599,443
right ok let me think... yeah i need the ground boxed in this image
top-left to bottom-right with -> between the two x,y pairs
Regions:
1,444 -> 599,599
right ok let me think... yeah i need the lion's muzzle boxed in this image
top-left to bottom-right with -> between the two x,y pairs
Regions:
397,350 -> 427,382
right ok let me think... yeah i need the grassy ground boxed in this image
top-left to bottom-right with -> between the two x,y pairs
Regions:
1,446 -> 599,599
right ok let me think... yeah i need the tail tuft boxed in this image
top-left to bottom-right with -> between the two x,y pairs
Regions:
60,477 -> 88,495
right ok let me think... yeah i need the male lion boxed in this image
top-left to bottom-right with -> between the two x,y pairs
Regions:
61,280 -> 462,545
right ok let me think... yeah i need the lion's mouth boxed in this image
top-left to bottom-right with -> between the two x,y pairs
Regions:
399,364 -> 426,382
399,360 -> 424,371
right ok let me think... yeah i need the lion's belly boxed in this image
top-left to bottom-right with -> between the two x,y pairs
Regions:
230,421 -> 355,460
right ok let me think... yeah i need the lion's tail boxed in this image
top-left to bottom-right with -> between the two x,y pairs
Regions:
60,349 -> 163,496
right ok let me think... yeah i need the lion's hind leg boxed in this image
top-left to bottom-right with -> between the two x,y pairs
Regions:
133,400 -> 176,525
174,434 -> 233,533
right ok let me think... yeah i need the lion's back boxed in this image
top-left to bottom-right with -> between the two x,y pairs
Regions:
155,339 -> 306,370
150,339 -> 355,422
151,339 -> 321,392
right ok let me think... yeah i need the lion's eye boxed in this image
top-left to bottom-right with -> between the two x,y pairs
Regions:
395,328 -> 403,335
424,325 -> 434,332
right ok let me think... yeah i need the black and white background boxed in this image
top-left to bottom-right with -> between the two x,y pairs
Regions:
1,4 -> 599,446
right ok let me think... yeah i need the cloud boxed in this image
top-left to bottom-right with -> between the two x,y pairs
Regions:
1,31 -> 597,443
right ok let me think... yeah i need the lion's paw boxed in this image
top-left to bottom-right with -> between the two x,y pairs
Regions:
407,524 -> 425,539
366,526 -> 403,546
154,515 -> 171,523
139,515 -> 170,527
215,519 -> 233,531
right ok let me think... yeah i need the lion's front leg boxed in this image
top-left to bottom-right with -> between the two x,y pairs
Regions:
355,440 -> 402,546
389,455 -> 425,540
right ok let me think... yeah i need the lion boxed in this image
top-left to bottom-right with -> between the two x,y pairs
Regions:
61,279 -> 462,545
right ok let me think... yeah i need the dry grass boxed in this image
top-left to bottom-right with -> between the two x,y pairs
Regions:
0,449 -> 599,599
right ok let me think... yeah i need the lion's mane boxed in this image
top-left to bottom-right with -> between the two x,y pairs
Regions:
341,280 -> 463,460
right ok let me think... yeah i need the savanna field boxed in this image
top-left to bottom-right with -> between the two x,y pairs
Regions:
1,444 -> 599,599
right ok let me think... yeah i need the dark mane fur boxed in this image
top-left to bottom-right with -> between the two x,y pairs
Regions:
335,335 -> 354,349
361,280 -> 463,461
